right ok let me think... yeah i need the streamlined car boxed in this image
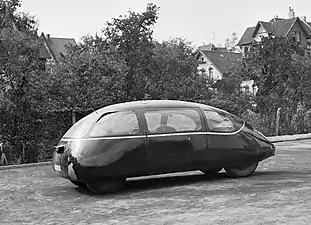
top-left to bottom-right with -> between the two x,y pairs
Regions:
52,100 -> 275,194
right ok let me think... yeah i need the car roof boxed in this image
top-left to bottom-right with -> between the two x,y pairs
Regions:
95,100 -> 217,115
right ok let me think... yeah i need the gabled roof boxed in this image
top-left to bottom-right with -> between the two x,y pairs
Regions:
197,43 -> 216,51
237,26 -> 256,46
301,20 -> 311,36
238,17 -> 311,46
258,21 -> 273,34
272,17 -> 297,36
269,17 -> 286,22
39,33 -> 76,62
196,43 -> 228,52
200,50 -> 243,74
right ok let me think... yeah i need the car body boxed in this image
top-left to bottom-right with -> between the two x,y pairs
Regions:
52,100 -> 275,193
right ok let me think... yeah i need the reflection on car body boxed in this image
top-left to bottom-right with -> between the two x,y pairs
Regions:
52,100 -> 275,194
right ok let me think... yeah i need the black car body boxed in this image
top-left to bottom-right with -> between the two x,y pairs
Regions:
52,100 -> 275,193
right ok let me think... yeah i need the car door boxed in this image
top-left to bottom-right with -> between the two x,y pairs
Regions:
141,107 -> 207,174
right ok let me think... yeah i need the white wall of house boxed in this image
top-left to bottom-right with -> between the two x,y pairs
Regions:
197,53 -> 223,82
241,80 -> 258,95
254,25 -> 269,42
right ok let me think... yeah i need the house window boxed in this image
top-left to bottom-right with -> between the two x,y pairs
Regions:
307,52 -> 311,59
292,31 -> 301,43
307,39 -> 311,49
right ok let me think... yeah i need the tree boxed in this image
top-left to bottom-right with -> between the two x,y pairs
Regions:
225,32 -> 238,52
39,35 -> 128,124
148,38 -> 212,101
0,0 -> 44,163
209,67 -> 252,116
242,36 -> 305,134
103,3 -> 159,100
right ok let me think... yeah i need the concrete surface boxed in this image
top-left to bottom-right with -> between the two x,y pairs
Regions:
0,139 -> 311,224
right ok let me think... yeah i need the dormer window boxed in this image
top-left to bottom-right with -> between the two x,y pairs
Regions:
292,31 -> 301,43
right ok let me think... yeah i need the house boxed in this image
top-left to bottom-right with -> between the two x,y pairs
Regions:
237,7 -> 311,57
196,49 -> 243,82
196,43 -> 228,52
39,32 -> 76,69
195,46 -> 258,94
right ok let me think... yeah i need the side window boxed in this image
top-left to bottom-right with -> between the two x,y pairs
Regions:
145,109 -> 202,134
204,110 -> 239,133
90,111 -> 140,137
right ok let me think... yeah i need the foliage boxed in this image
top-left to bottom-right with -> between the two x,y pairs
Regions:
149,38 -> 212,100
207,67 -> 253,116
39,35 -> 128,118
0,0 -> 44,163
103,3 -> 159,101
242,36 -> 308,134
225,32 -> 238,51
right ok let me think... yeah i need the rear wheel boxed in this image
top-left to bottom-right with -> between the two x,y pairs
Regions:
70,180 -> 87,187
201,168 -> 222,175
224,162 -> 258,177
86,178 -> 126,194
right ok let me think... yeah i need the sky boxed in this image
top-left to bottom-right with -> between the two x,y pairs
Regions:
19,0 -> 311,47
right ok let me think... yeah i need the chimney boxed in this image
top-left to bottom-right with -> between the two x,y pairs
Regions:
300,16 -> 307,22
47,34 -> 50,39
288,6 -> 295,19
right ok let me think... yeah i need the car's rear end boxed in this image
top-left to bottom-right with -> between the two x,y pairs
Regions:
242,122 -> 276,160
52,111 -> 99,181
52,141 -> 72,179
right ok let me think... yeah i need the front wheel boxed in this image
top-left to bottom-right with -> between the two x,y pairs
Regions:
86,178 -> 126,194
224,162 -> 258,177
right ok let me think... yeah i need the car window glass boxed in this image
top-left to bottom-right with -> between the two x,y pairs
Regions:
90,111 -> 140,137
64,111 -> 99,138
204,110 -> 237,132
145,109 -> 202,134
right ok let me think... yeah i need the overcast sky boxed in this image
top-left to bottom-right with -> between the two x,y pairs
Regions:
19,0 -> 311,47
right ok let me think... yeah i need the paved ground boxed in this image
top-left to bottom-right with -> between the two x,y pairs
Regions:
1,140 -> 311,225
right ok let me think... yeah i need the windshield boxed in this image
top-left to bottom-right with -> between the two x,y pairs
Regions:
63,111 -> 99,138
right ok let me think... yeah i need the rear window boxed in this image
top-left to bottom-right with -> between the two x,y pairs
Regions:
89,111 -> 140,137
63,111 -> 99,138
204,110 -> 243,133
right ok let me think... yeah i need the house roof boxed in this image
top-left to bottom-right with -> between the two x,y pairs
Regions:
196,43 -> 228,52
237,26 -> 256,46
200,50 -> 243,74
39,33 -> 76,62
258,21 -> 273,34
269,17 -> 286,22
238,17 -> 311,46
197,43 -> 216,51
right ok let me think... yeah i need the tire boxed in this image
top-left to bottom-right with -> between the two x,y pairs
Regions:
86,178 -> 126,194
201,168 -> 222,175
224,162 -> 258,177
70,180 -> 87,187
